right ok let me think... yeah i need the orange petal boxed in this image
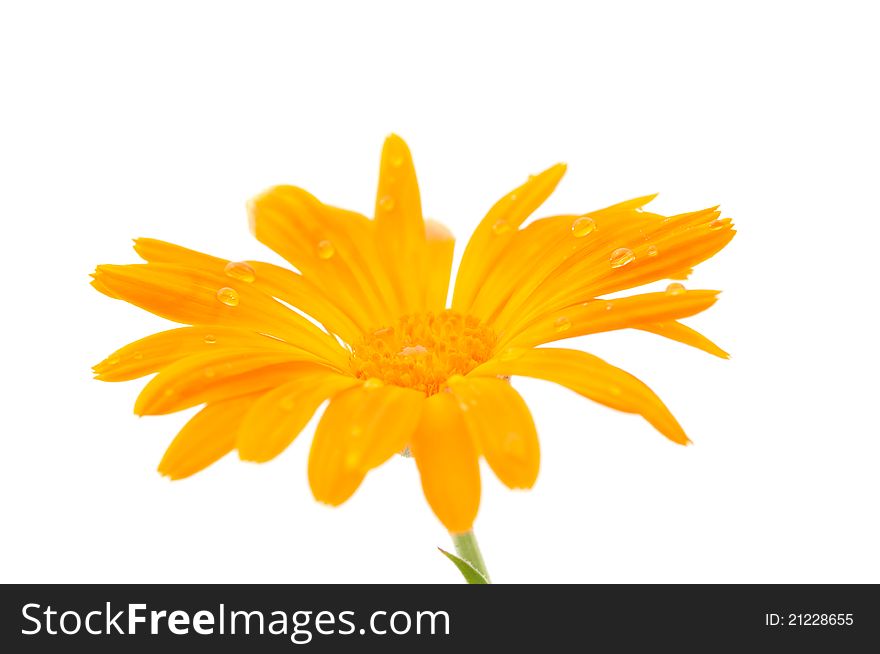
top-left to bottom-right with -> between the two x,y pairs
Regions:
423,219 -> 455,311
157,393 -> 260,480
447,376 -> 539,490
248,185 -> 399,328
410,392 -> 481,533
475,197 -> 661,327
453,163 -> 567,314
501,290 -> 720,349
93,326 -> 299,382
508,205 -> 734,324
471,348 -> 689,445
636,321 -> 730,359
135,349 -> 332,415
92,262 -> 347,367
237,371 -> 360,463
135,238 -> 363,344
308,384 -> 425,506
374,134 -> 428,311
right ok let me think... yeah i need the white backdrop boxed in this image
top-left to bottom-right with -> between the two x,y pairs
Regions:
2,1 -> 878,583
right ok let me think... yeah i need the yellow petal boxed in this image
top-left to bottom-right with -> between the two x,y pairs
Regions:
447,376 -> 539,490
453,163 -> 567,314
93,262 -> 348,367
501,290 -> 720,349
410,392 -> 481,533
93,326 -> 298,382
248,185 -> 399,328
374,134 -> 428,311
471,348 -> 689,445
506,205 -> 734,325
237,371 -> 360,463
476,197 -> 663,327
636,321 -> 730,359
135,238 -> 363,344
423,219 -> 455,311
308,384 -> 425,506
135,349 -> 332,415
158,393 -> 260,480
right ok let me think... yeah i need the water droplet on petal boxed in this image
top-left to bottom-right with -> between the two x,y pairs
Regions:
605,302 -> 614,311
203,334 -> 217,345
132,351 -> 143,360
497,348 -> 522,362
223,261 -> 256,283
501,432 -> 526,458
216,287 -> 240,307
571,216 -> 597,238
509,193 -> 519,201
609,247 -> 636,269
363,378 -> 384,389
280,395 -> 295,411
345,453 -> 361,469
316,239 -> 335,260
492,220 -> 512,235
709,219 -> 725,231
666,282 -> 686,296
390,153 -> 404,168
646,245 -> 659,257
379,195 -> 396,212
553,316 -> 571,333
107,356 -> 120,365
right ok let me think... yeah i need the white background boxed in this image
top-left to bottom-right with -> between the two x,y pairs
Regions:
2,1 -> 878,583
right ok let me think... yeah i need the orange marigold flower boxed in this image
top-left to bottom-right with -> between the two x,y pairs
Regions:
92,134 -> 734,534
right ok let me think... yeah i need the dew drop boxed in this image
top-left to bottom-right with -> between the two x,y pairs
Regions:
390,153 -> 404,168
132,351 -> 144,360
363,377 -> 384,389
609,247 -> 636,269
223,261 -> 256,283
553,316 -> 572,333
316,239 -> 335,260
509,193 -> 519,201
497,348 -> 522,362
216,287 -> 240,307
666,282 -> 686,296
571,216 -> 597,238
501,433 -> 526,458
646,245 -> 659,257
399,345 -> 428,357
492,220 -> 512,235
107,356 -> 120,365
709,219 -> 726,231
378,195 -> 396,212
203,334 -> 217,345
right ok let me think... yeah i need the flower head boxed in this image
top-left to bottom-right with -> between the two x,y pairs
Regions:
92,135 -> 734,533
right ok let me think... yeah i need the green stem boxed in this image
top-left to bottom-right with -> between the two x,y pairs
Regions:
451,530 -> 490,582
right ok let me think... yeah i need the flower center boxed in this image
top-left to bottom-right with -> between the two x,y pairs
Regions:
350,310 -> 497,395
